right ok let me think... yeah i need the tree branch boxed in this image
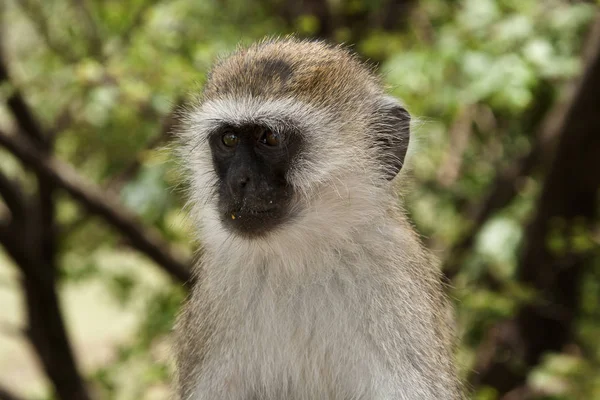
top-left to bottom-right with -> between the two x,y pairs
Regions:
443,141 -> 543,280
62,100 -> 182,238
0,386 -> 25,400
1,47 -> 91,400
442,63 -> 585,281
0,51 -> 47,148
1,40 -> 59,325
0,129 -> 192,284
443,16 -> 600,282
472,15 -> 600,395
0,217 -> 9,242
1,234 -> 92,400
436,105 -> 475,187
0,169 -> 26,219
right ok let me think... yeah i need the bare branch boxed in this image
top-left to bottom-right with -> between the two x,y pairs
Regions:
0,216 -> 9,241
1,41 -> 59,304
436,105 -> 475,187
0,129 -> 192,283
0,386 -> 25,400
0,51 -> 47,148
0,169 -> 26,219
3,242 -> 93,400
62,100 -> 183,238
443,142 -> 543,279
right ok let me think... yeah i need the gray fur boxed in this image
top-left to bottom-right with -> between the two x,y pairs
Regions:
174,38 -> 463,400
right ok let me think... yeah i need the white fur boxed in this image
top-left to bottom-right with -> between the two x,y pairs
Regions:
177,96 -> 460,399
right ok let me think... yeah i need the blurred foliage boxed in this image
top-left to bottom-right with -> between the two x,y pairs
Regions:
0,0 -> 599,399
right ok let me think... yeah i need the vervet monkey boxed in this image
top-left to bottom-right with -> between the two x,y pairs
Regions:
175,38 -> 462,399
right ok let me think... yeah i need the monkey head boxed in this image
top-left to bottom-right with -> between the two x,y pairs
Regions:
179,39 -> 410,241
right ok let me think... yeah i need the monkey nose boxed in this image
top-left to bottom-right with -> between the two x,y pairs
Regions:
227,174 -> 251,197
238,175 -> 250,188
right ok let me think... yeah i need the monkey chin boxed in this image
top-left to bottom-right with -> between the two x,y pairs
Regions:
220,206 -> 288,238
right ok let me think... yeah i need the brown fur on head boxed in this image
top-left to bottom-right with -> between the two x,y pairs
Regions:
203,38 -> 383,113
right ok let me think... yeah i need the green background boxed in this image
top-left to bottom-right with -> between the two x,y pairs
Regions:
0,0 -> 598,399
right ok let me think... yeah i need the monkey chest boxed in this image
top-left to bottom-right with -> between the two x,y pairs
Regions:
201,284 -> 385,398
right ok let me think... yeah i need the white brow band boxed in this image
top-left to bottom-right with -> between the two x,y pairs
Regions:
189,96 -> 330,138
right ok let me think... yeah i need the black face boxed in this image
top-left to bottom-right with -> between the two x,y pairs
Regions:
209,123 -> 302,237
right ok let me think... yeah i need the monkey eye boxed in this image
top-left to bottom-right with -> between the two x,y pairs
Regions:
265,131 -> 281,146
222,132 -> 239,148
257,129 -> 282,147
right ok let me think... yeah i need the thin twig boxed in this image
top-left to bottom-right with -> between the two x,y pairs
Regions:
17,0 -> 79,62
107,99 -> 182,192
70,0 -> 103,59
120,0 -> 160,46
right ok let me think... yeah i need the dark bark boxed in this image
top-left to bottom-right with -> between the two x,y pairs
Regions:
0,225 -> 91,400
1,46 -> 92,400
1,35 -> 192,400
471,17 -> 600,396
380,0 -> 417,31
0,170 -> 27,220
443,83 -> 567,280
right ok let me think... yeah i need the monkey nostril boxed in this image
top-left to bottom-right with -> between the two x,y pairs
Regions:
238,176 -> 250,188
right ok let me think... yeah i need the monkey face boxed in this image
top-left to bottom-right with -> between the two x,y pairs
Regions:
182,39 -> 412,243
208,122 -> 302,237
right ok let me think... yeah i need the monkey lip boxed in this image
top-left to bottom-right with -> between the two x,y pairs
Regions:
229,205 -> 280,218
223,204 -> 286,237
236,208 -> 277,216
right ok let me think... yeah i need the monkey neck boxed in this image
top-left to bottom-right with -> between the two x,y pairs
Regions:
199,191 -> 416,293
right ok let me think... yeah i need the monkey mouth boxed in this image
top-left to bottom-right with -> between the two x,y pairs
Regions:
230,205 -> 279,218
222,204 -> 287,237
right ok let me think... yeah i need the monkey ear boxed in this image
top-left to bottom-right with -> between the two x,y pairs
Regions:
373,96 -> 411,180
